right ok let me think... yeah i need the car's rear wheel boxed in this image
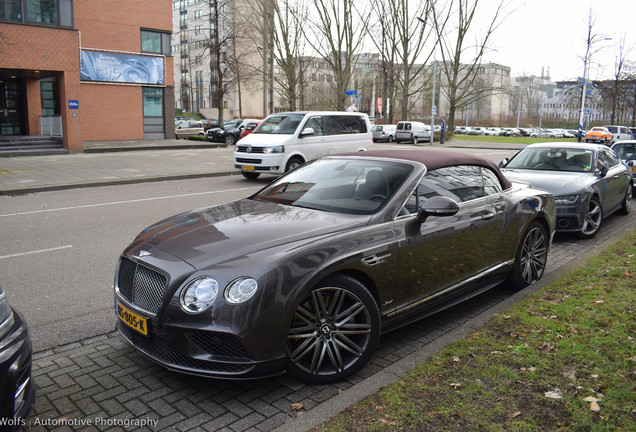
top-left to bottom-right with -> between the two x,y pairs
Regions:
619,182 -> 632,215
387,135 -> 393,143
413,136 -> 418,145
580,196 -> 603,238
286,275 -> 380,384
507,221 -> 548,290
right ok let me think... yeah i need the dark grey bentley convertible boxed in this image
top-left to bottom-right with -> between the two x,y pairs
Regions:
114,150 -> 556,384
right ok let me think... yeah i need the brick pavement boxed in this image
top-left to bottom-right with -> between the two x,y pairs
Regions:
23,209 -> 635,432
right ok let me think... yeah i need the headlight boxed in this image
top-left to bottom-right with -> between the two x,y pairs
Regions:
0,290 -> 15,339
180,277 -> 218,313
264,146 -> 284,154
225,278 -> 258,304
554,195 -> 580,205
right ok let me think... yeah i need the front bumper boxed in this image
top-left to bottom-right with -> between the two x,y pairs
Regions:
0,310 -> 35,429
554,203 -> 586,232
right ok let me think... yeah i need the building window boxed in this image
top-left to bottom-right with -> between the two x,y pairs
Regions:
141,29 -> 171,56
143,87 -> 163,117
2,0 -> 73,27
40,79 -> 59,115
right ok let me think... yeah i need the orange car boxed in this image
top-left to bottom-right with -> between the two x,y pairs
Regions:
585,127 -> 612,144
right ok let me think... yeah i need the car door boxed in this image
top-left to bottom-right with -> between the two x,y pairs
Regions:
391,165 -> 506,314
297,115 -> 326,161
598,148 -> 628,211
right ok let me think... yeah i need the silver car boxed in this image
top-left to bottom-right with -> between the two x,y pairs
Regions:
372,124 -> 396,142
500,143 -> 632,238
611,140 -> 636,191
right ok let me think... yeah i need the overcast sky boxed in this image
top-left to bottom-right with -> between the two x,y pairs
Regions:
482,0 -> 635,81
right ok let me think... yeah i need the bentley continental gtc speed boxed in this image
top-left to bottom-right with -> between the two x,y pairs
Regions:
500,143 -> 632,239
114,150 -> 556,384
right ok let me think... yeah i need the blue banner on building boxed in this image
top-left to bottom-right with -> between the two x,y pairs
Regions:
80,51 -> 164,85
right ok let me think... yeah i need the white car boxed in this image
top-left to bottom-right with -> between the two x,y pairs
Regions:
484,127 -> 501,136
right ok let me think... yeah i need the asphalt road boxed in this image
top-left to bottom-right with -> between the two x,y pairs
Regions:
0,145 -> 518,352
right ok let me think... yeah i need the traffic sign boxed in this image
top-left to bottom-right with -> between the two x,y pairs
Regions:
345,90 -> 357,96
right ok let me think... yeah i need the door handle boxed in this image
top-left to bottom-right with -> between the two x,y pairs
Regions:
481,212 -> 496,220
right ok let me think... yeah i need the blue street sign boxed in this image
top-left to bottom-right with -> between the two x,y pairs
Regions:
345,90 -> 357,96
68,100 -> 79,109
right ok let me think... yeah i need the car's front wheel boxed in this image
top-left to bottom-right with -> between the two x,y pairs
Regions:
285,156 -> 304,172
286,275 -> 380,384
507,221 -> 548,290
225,134 -> 236,145
241,171 -> 260,180
580,196 -> 603,238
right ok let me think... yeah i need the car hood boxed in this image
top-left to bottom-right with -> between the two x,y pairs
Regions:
502,169 -> 595,195
237,134 -> 295,146
130,199 -> 368,269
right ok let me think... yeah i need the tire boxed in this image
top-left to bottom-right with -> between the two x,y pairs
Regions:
412,136 -> 418,145
286,275 -> 380,384
579,196 -> 603,238
285,156 -> 303,172
241,171 -> 260,180
225,134 -> 236,145
619,182 -> 632,215
507,221 -> 548,290
387,135 -> 393,143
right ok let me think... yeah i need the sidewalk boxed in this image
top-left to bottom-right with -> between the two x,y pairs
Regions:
0,138 -> 524,196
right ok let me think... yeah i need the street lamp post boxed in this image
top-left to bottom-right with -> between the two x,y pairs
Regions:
417,16 -> 437,145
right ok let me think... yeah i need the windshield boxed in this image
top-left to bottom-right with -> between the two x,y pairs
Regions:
505,147 -> 595,172
613,143 -> 636,159
251,158 -> 413,215
253,114 -> 305,135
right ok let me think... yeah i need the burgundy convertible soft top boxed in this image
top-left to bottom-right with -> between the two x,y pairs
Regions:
334,149 -> 513,190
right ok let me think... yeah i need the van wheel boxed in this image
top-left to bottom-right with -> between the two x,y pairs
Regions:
412,137 -> 418,145
242,172 -> 260,179
286,157 -> 304,172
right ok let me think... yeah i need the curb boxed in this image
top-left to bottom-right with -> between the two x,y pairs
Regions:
0,171 -> 237,196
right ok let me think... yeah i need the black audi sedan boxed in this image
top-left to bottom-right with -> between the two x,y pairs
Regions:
114,150 -> 555,384
0,286 -> 35,429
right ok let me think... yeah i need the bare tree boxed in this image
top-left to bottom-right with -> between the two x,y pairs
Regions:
431,0 -> 510,131
245,0 -> 310,112
304,0 -> 371,110
607,35 -> 632,124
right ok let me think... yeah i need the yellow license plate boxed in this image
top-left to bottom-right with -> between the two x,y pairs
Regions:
631,167 -> 636,173
117,302 -> 148,336
242,165 -> 255,171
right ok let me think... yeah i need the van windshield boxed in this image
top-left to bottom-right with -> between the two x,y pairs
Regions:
253,114 -> 305,135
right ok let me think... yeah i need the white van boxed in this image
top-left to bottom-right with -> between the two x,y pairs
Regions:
604,125 -> 631,143
234,111 -> 372,179
395,121 -> 431,144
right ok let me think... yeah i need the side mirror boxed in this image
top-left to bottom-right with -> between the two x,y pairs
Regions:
300,127 -> 315,137
415,196 -> 460,224
597,163 -> 609,177
498,158 -> 509,169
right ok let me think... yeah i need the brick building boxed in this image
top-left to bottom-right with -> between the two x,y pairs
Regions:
0,0 -> 174,153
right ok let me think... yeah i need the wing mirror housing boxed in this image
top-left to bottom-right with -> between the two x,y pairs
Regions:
498,158 -> 509,169
415,196 -> 460,224
299,127 -> 315,137
596,163 -> 609,177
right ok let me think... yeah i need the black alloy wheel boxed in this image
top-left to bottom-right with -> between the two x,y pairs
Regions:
286,275 -> 380,384
507,221 -> 548,290
619,182 -> 632,215
285,157 -> 303,172
225,134 -> 236,145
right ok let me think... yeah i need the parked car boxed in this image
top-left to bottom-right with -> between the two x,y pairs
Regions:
239,121 -> 261,139
468,127 -> 485,135
531,129 -> 563,139
604,125 -> 632,143
114,149 -> 555,384
611,140 -> 636,192
629,127 -> 636,139
483,127 -> 501,136
206,119 -> 260,145
518,128 -> 533,137
395,121 -> 431,144
372,124 -> 397,142
0,286 -> 35,427
500,128 -> 520,137
175,120 -> 205,139
556,129 -> 575,138
500,143 -> 632,238
585,127 -> 612,144
200,119 -> 220,131
454,126 -> 468,134
235,111 -> 372,179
